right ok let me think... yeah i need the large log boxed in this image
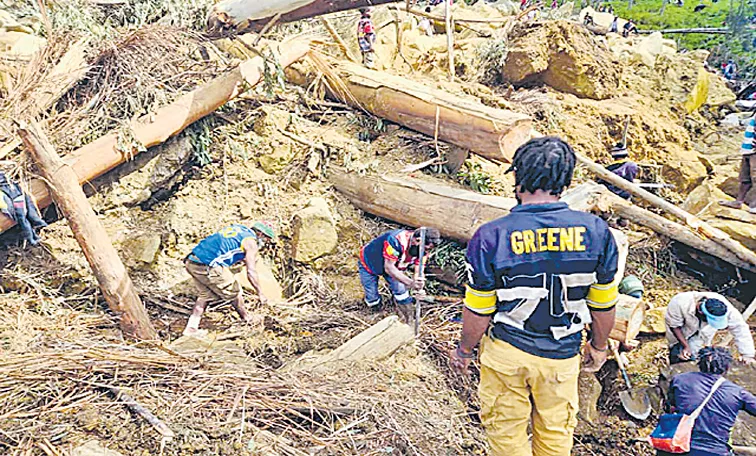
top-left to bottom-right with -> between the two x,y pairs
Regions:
329,169 -> 604,241
207,0 -> 401,35
288,58 -> 533,162
594,188 -> 756,274
577,153 -> 756,271
18,123 -> 157,340
0,39 -> 311,235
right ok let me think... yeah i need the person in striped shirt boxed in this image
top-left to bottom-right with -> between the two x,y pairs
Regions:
720,115 -> 756,214
449,137 -> 619,456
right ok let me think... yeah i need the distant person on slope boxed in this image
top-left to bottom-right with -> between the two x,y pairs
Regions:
600,145 -> 639,200
660,347 -> 756,456
609,16 -> 619,33
724,59 -> 738,79
357,8 -> 377,69
418,7 -> 434,36
719,114 -> 756,214
623,19 -> 638,36
665,292 -> 755,365
183,222 -> 275,336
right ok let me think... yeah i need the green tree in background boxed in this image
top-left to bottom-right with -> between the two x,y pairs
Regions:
610,0 -> 756,76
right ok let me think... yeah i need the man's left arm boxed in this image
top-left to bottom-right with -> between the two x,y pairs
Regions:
584,227 -> 620,372
450,229 -> 496,373
728,308 -> 755,363
242,238 -> 268,304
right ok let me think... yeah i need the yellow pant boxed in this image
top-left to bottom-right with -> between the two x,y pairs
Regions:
479,336 -> 580,456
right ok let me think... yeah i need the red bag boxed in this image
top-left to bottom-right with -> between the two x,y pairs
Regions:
649,377 -> 725,453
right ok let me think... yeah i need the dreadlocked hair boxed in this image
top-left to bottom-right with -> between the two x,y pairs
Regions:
507,137 -> 576,195
697,346 -> 733,375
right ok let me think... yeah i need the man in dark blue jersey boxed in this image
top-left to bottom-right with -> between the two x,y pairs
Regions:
449,137 -> 619,456
358,228 -> 440,310
183,221 -> 275,336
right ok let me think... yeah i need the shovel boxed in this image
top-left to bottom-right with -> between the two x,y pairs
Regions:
612,342 -> 652,420
414,227 -> 427,336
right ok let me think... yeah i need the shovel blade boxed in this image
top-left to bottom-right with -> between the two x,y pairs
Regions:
620,390 -> 652,420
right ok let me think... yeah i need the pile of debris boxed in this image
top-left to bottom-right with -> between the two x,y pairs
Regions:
0,1 -> 755,455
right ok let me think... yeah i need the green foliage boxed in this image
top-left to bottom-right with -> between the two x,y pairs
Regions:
457,160 -> 493,194
610,0 -> 756,72
429,241 -> 467,280
7,0 -> 213,39
188,118 -> 213,166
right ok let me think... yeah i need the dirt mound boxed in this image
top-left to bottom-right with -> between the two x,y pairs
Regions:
501,21 -> 620,100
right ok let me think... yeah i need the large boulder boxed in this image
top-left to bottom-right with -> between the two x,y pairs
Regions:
120,233 -> 161,271
291,197 -> 338,263
660,363 -> 756,446
89,135 -> 192,209
683,182 -> 756,251
501,21 -> 620,100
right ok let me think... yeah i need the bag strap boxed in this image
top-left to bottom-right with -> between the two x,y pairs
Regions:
690,377 -> 726,420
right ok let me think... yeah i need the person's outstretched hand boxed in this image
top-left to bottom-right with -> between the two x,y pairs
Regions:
582,341 -> 608,373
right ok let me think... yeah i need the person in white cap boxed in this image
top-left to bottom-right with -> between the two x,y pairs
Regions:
665,291 -> 755,365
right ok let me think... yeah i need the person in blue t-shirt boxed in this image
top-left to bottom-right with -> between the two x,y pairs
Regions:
450,137 -> 619,456
662,347 -> 756,456
358,228 -> 440,311
183,221 -> 275,336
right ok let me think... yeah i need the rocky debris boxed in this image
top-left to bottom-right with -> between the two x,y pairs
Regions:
501,21 -> 620,100
660,362 -> 756,446
641,307 -> 666,334
291,197 -> 338,263
89,135 -> 193,209
72,440 -> 125,456
120,233 -> 162,271
683,183 -> 756,251
254,105 -> 292,135
578,372 -> 603,423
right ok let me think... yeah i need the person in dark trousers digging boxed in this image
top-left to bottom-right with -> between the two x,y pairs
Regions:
358,228 -> 440,313
450,137 -> 619,456
601,145 -> 639,200
0,170 -> 47,246
660,347 -> 756,456
183,222 -> 275,337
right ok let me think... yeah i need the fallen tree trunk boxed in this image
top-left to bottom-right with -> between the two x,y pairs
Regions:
288,58 -> 533,162
609,295 -> 646,344
595,190 -> 756,273
207,0 -> 400,35
19,122 -> 157,340
329,169 -> 606,241
0,39 -> 311,235
577,153 -> 756,271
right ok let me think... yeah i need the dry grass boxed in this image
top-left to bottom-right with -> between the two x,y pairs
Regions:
0,273 -> 485,456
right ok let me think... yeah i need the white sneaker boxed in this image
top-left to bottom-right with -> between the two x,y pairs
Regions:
749,206 -> 756,215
